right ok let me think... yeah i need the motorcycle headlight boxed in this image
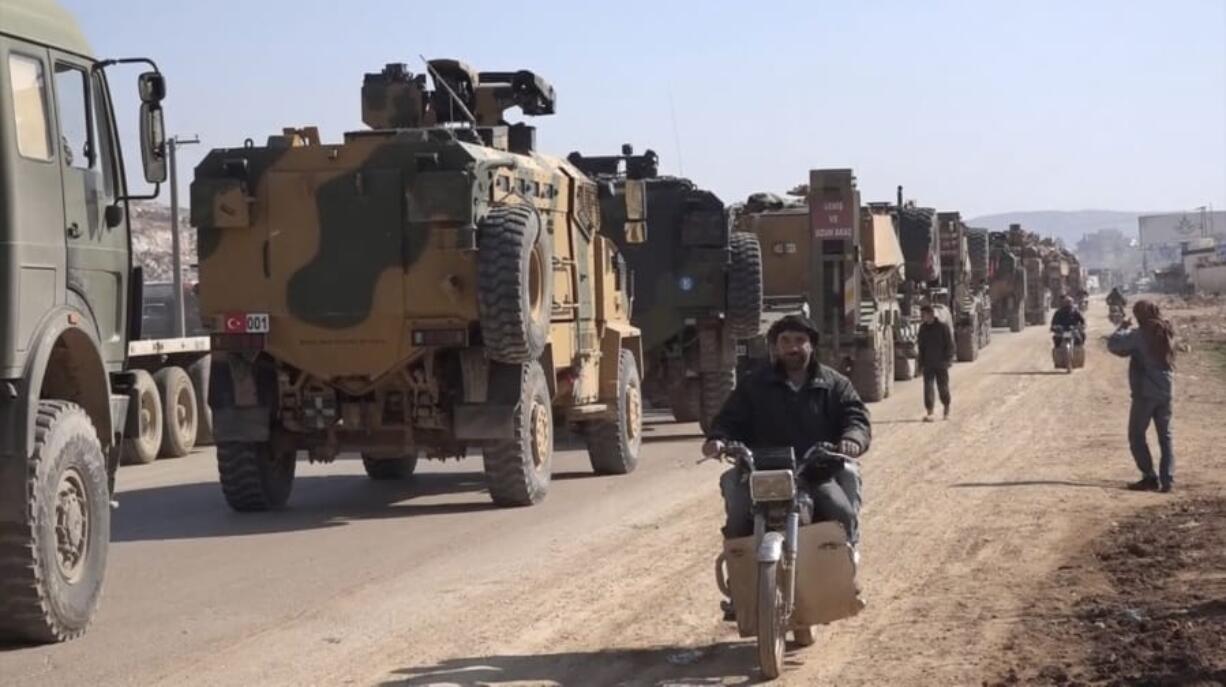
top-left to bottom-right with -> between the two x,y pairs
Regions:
749,470 -> 796,503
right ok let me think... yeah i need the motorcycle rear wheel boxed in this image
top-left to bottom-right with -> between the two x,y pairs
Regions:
756,560 -> 785,679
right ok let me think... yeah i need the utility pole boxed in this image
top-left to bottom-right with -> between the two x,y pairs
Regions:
167,135 -> 199,338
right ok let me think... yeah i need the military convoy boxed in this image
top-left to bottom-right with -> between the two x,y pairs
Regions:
566,146 -> 762,431
192,61 -> 645,511
937,212 -> 992,361
734,170 -> 903,402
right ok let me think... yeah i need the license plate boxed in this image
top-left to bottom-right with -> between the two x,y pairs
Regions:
223,312 -> 270,334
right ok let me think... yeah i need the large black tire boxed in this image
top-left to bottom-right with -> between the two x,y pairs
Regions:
853,337 -> 888,403
483,361 -> 553,507
155,366 -> 197,459
361,452 -> 419,481
189,355 -> 214,446
698,368 -> 736,435
1008,297 -> 1024,332
668,378 -> 702,424
757,559 -> 785,680
0,401 -> 110,643
726,233 -> 764,339
477,205 -> 553,364
120,369 -> 161,466
217,440 -> 296,512
955,314 -> 979,363
585,350 -> 643,475
882,335 -> 895,398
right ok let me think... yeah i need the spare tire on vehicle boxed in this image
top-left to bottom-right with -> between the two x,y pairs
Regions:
726,232 -> 764,339
477,205 -> 553,364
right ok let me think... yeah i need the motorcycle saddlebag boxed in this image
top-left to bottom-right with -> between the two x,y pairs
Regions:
723,522 -> 864,638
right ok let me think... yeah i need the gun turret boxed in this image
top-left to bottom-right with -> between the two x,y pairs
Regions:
567,144 -> 660,180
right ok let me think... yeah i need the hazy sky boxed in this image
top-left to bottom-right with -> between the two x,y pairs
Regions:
65,0 -> 1226,217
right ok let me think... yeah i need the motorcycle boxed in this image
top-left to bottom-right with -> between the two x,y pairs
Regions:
710,442 -> 862,680
1051,324 -> 1085,373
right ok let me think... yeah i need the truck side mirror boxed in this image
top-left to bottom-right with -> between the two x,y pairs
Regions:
622,178 -> 647,244
139,102 -> 167,183
138,71 -> 166,103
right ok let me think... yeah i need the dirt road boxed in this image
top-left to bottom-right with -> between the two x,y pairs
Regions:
2,301 -> 1221,686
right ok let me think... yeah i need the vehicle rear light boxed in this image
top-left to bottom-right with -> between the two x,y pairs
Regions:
211,333 -> 265,351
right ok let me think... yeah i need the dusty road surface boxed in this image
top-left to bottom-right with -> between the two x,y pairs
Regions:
2,299 -> 1222,686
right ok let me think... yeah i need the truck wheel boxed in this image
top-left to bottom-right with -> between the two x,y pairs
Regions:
189,355 -> 214,446
853,342 -> 887,403
155,367 -> 197,459
1008,298 -> 1024,332
668,378 -> 702,424
217,440 -> 296,512
698,369 -> 736,434
120,370 -> 162,466
0,401 -> 109,643
726,233 -> 764,339
483,361 -> 552,506
361,452 -> 418,481
585,350 -> 643,475
955,314 -> 979,363
477,205 -> 553,364
882,335 -> 895,398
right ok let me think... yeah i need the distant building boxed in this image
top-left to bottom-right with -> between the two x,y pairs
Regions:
1138,210 -> 1226,271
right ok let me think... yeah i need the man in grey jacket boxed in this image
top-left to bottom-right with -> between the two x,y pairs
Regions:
1107,299 -> 1177,492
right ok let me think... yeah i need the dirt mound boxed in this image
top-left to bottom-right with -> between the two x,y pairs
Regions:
990,497 -> 1226,686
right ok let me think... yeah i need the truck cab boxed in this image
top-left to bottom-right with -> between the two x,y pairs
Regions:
0,0 -> 166,643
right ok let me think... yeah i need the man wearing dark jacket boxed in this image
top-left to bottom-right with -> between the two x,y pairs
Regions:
917,304 -> 954,422
703,315 -> 871,546
1051,295 -> 1087,346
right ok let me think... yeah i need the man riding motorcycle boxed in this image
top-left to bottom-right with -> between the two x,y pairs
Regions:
702,315 -> 871,548
1106,287 -> 1127,309
1050,295 -> 1087,347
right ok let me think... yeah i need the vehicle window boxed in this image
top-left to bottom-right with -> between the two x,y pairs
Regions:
8,54 -> 53,161
92,71 -> 117,196
54,63 -> 93,169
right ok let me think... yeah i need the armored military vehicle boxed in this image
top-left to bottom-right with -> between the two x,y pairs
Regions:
1009,224 -> 1052,325
193,61 -> 643,511
566,146 -> 762,431
937,212 -> 992,361
894,200 -> 942,379
0,0 -> 168,642
736,170 -> 902,402
988,231 -> 1027,331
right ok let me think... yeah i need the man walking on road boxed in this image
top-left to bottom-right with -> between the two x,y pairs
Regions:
917,305 -> 954,422
1108,299 -> 1178,492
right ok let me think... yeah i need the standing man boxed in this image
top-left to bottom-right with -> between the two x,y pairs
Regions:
1108,300 -> 1178,492
917,305 -> 954,422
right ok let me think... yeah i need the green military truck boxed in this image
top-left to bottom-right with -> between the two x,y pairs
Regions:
936,212 -> 992,362
566,145 -> 762,431
0,0 -> 168,642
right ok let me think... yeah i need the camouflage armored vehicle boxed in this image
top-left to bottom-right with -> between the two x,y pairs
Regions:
937,212 -> 992,361
0,0 -> 168,642
192,61 -> 643,511
988,231 -> 1027,331
737,170 -> 902,402
566,146 -> 762,431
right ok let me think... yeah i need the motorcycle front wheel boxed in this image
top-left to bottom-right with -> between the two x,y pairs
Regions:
757,560 -> 785,679
1065,344 -> 1073,373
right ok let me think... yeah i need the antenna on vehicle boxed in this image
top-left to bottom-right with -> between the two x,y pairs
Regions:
668,88 -> 684,177
419,55 -> 478,128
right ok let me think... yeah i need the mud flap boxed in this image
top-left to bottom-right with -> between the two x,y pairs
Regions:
453,403 -> 516,440
724,522 -> 863,638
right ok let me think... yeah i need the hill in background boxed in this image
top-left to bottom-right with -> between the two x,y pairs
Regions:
966,210 -> 1148,248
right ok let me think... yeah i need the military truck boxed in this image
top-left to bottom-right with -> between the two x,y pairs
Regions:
937,212 -> 992,361
988,230 -> 1027,332
122,279 -> 212,466
736,170 -> 902,402
894,200 -> 941,379
1009,224 -> 1052,325
0,0 -> 168,642
192,61 -> 643,511
566,145 -> 762,431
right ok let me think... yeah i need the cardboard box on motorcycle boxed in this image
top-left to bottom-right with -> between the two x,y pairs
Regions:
722,522 -> 865,637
